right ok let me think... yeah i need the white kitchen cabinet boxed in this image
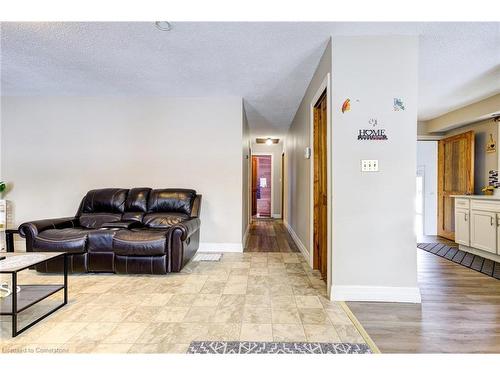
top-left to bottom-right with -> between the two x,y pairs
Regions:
454,208 -> 470,246
497,213 -> 500,256
470,210 -> 497,254
452,195 -> 500,262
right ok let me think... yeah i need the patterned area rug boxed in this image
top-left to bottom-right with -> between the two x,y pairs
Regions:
417,243 -> 500,280
187,341 -> 371,354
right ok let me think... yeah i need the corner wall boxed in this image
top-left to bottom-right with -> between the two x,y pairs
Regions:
330,36 -> 420,303
285,39 -> 332,259
1,96 -> 245,251
242,106 -> 251,243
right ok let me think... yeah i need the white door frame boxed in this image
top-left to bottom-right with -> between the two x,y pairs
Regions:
416,165 -> 425,238
252,153 -> 274,218
309,73 -> 332,295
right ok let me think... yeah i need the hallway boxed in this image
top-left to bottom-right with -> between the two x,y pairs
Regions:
245,219 -> 299,253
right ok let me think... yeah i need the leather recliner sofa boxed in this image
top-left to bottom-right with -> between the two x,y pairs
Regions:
19,188 -> 201,274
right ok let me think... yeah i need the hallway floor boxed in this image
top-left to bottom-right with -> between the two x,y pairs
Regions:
245,219 -> 299,253
347,248 -> 500,353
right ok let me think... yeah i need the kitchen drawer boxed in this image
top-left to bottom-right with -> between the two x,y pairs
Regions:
470,199 -> 500,212
455,198 -> 470,209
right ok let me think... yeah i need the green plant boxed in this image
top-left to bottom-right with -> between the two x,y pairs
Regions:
0,181 -> 5,193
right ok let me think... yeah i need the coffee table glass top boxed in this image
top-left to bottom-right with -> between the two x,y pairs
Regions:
0,252 -> 64,273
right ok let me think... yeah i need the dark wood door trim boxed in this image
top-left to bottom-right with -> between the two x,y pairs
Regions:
251,156 -> 258,216
281,152 -> 284,220
313,90 -> 328,280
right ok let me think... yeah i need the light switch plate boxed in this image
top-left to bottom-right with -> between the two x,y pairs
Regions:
361,159 -> 379,172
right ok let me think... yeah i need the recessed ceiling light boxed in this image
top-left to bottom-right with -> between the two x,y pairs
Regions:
155,21 -> 172,31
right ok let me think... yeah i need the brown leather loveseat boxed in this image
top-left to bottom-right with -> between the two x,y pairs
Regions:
19,188 -> 201,274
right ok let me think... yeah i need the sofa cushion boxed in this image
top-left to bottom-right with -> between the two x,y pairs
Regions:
125,188 -> 151,212
142,212 -> 188,229
87,228 -> 121,253
79,213 -> 122,229
33,228 -> 90,254
81,188 -> 128,214
148,189 -> 196,215
113,229 -> 168,256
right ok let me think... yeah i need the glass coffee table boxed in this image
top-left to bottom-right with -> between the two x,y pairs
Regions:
0,252 -> 68,337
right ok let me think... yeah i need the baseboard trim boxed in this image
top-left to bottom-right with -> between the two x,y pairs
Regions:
458,244 -> 500,263
283,220 -> 310,262
198,242 -> 243,253
331,285 -> 421,303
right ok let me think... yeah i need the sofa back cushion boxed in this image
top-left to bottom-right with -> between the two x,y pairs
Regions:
81,188 -> 128,214
147,189 -> 196,215
123,187 -> 151,222
79,188 -> 127,229
125,188 -> 151,212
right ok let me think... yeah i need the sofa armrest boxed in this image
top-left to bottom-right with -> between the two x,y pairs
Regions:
18,217 -> 78,239
170,218 -> 201,241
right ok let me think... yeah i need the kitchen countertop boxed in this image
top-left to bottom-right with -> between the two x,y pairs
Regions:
451,194 -> 500,200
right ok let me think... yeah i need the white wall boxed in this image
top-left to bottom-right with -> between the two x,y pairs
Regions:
1,96 -> 245,250
242,107 -> 251,242
251,141 -> 283,218
285,39 -> 332,258
417,141 -> 438,236
330,36 -> 420,303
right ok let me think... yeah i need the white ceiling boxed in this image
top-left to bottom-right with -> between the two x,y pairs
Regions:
1,22 -> 499,137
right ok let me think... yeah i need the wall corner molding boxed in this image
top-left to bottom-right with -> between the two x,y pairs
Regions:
283,220 -> 310,265
330,285 -> 422,303
242,225 -> 250,249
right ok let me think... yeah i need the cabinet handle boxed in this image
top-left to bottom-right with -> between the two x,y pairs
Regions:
465,213 -> 468,222
491,217 -> 494,226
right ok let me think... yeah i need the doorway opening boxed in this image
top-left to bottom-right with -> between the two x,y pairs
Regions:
252,154 -> 272,218
416,141 -> 438,242
313,89 -> 328,280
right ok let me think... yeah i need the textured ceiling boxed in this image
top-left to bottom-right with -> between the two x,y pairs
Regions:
1,22 -> 499,137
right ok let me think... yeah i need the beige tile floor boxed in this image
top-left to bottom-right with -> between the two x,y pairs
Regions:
0,252 -> 366,353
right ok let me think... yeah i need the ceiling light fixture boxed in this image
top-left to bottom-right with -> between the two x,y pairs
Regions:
256,138 -> 279,145
155,21 -> 172,31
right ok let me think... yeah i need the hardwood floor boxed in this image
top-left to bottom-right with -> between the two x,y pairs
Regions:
347,248 -> 500,353
245,219 -> 299,253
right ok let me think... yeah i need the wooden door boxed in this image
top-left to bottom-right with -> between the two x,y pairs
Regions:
313,91 -> 328,279
437,131 -> 474,240
251,156 -> 258,216
281,153 -> 285,219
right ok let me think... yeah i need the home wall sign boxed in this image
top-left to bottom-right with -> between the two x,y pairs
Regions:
357,118 -> 388,141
